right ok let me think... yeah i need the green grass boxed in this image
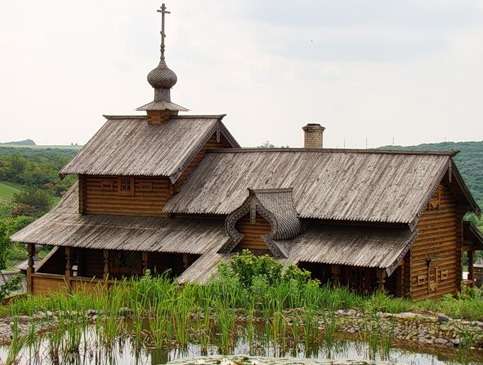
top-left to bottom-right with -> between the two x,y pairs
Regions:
0,181 -> 22,204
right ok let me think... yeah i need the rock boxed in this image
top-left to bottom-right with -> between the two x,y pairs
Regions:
393,312 -> 418,319
434,338 -> 447,345
437,314 -> 451,324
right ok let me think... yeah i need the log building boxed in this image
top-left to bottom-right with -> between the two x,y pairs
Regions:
11,4 -> 482,300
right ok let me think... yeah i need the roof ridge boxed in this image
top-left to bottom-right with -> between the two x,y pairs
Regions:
103,114 -> 226,121
206,148 -> 459,156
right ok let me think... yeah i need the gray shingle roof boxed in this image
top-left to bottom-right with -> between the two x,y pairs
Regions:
60,115 -> 239,183
164,149 -> 460,224
287,224 -> 417,276
11,183 -> 229,254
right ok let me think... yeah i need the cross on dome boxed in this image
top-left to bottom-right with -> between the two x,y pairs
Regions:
157,3 -> 170,61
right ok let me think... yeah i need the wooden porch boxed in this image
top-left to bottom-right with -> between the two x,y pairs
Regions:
25,244 -> 199,295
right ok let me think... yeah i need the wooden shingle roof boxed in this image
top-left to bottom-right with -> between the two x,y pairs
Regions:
11,184 -> 229,254
164,149 -> 477,224
60,115 -> 239,183
287,225 -> 417,276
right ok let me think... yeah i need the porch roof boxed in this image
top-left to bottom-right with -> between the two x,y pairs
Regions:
11,183 -> 229,255
286,224 -> 417,276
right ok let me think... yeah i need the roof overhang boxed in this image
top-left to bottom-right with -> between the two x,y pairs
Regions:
462,221 -> 483,251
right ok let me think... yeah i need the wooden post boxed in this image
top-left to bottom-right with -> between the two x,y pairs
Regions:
182,253 -> 189,269
331,265 -> 341,288
65,247 -> 72,292
142,252 -> 148,275
103,250 -> 110,282
26,243 -> 34,294
376,268 -> 386,293
468,251 -> 474,282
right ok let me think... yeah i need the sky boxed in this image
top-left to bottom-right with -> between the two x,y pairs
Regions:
1,0 -> 483,148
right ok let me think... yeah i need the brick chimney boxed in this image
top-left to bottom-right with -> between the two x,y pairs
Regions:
302,124 -> 325,148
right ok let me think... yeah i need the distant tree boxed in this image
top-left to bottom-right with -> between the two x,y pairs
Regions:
0,219 -> 12,270
258,141 -> 276,148
12,188 -> 51,216
257,141 -> 290,149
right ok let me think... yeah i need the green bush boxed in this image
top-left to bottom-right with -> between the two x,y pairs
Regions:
0,275 -> 22,302
12,188 -> 51,216
217,249 -> 311,289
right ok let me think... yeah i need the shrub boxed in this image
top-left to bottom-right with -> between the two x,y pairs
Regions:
217,249 -> 311,289
0,275 -> 22,302
12,188 -> 51,216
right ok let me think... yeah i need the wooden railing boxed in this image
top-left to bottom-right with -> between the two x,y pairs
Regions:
31,273 -> 118,295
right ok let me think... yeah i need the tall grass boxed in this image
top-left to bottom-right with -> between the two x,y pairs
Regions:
2,273 -> 481,363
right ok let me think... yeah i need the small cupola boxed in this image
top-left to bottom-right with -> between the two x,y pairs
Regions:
302,123 -> 325,148
137,3 -> 188,124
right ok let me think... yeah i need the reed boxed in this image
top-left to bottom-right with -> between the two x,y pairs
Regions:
5,318 -> 24,365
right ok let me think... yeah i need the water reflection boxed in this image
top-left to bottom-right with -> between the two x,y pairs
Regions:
0,325 -> 481,365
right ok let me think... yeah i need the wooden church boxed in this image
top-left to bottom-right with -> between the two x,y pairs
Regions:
12,4 -> 482,301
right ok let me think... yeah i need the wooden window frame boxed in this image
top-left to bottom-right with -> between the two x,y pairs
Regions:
118,177 -> 135,196
138,182 -> 153,192
101,180 -> 114,191
417,275 -> 426,286
440,268 -> 449,281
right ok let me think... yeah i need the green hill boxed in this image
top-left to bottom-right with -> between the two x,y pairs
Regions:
0,182 -> 21,205
380,141 -> 483,208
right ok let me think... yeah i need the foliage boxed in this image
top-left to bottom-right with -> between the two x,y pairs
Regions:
12,188 -> 52,217
257,141 -> 290,148
0,148 -> 77,197
0,275 -> 22,302
417,288 -> 483,321
0,182 -> 21,204
0,219 -> 12,270
217,249 -> 311,289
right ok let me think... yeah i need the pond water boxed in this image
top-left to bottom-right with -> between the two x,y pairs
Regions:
1,326 -> 481,365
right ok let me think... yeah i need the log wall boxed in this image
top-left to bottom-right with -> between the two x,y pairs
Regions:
81,175 -> 171,216
174,133 -> 231,193
410,183 -> 462,300
235,213 -> 271,251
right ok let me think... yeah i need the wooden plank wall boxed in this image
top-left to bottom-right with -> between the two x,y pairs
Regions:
174,133 -> 232,193
32,274 -> 67,295
235,213 -> 271,251
410,183 -> 462,300
81,175 -> 171,216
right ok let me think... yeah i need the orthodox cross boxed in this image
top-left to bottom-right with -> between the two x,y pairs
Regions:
157,3 -> 170,60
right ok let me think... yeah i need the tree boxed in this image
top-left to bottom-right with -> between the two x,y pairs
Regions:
12,187 -> 51,216
0,219 -> 12,270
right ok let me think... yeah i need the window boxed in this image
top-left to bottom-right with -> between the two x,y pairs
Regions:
138,182 -> 153,192
440,269 -> 449,281
101,180 -> 114,191
427,186 -> 442,210
118,177 -> 134,196
417,275 -> 426,286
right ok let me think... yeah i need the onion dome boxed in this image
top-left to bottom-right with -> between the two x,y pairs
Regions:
147,59 -> 177,89
136,3 -> 187,113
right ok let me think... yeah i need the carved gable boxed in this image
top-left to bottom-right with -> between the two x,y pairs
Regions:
221,188 -> 302,258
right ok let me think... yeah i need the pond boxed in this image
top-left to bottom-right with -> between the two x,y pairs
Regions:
1,322 -> 481,365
